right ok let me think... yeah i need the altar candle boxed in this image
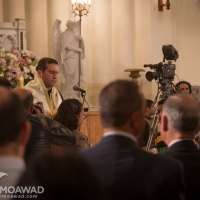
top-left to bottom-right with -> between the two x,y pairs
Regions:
19,77 -> 24,87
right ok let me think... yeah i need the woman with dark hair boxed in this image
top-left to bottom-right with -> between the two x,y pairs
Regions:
54,99 -> 89,151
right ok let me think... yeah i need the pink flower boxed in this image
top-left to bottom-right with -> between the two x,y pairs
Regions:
20,59 -> 26,65
0,47 -> 38,87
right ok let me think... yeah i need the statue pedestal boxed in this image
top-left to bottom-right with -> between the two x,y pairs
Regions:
124,68 -> 145,83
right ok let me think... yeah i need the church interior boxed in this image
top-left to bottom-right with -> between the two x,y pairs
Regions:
1,2 -> 200,199
1,0 -> 200,106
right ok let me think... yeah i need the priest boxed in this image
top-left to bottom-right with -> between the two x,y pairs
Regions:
24,57 -> 63,117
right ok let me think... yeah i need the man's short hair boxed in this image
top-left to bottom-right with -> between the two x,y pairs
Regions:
0,77 -> 12,89
99,79 -> 143,127
163,93 -> 200,134
23,91 -> 34,112
146,99 -> 153,109
175,81 -> 192,94
36,57 -> 58,72
0,87 -> 26,145
158,98 -> 167,105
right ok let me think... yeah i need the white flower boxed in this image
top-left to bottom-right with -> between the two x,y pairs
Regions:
23,73 -> 29,79
8,65 -> 12,69
0,47 -> 5,52
23,67 -> 30,73
6,53 -> 17,61
27,59 -> 32,64
23,50 -> 31,57
29,65 -> 36,74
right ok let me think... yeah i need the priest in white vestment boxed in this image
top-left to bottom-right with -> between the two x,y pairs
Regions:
25,57 -> 62,117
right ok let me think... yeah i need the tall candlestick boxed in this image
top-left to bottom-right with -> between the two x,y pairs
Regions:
19,77 -> 24,87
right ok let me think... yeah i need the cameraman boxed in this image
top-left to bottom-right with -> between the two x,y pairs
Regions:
175,81 -> 191,94
138,99 -> 157,150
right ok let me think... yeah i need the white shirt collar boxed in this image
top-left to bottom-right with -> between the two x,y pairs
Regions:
168,138 -> 194,147
103,131 -> 137,143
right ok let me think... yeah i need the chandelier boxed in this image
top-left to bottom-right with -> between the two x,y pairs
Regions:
71,0 -> 91,18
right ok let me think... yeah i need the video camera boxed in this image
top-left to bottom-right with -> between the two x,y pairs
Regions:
144,45 -> 179,99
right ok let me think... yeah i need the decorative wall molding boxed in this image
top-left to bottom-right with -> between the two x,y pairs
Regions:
0,18 -> 27,50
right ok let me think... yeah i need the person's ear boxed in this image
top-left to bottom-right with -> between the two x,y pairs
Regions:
30,104 -> 34,114
130,111 -> 139,128
19,120 -> 31,146
130,111 -> 144,139
146,107 -> 150,112
37,70 -> 42,78
194,124 -> 200,135
161,115 -> 168,132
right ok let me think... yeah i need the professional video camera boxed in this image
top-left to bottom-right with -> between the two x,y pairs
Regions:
144,44 -> 179,99
144,45 -> 179,152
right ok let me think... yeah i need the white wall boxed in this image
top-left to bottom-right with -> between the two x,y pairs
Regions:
1,0 -> 200,105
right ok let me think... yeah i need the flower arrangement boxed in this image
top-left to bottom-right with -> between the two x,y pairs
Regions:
0,47 -> 39,88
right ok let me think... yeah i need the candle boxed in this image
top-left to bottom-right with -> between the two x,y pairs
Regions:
19,77 -> 24,87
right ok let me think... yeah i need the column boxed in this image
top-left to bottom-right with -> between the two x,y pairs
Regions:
25,0 -> 48,57
0,0 -> 3,22
2,0 -> 25,22
47,0 -> 70,57
72,0 -> 112,105
112,0 -> 133,80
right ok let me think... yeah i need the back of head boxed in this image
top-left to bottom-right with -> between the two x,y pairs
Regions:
163,93 -> 200,134
12,88 -> 34,113
36,57 -> 58,72
0,77 -> 12,89
17,151 -> 105,200
99,79 -> 143,127
54,99 -> 82,130
0,87 -> 26,146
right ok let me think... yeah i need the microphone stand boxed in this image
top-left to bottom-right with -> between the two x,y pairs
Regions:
80,91 -> 91,119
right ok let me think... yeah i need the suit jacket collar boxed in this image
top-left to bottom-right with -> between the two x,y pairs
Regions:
104,131 -> 137,143
166,140 -> 198,152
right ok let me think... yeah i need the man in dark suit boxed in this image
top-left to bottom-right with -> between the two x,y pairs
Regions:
161,93 -> 200,200
81,80 -> 186,200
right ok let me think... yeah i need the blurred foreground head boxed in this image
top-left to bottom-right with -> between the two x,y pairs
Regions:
16,150 -> 106,200
98,79 -> 145,138
161,93 -> 200,144
0,87 -> 28,146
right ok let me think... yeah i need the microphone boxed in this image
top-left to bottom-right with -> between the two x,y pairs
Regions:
73,85 -> 86,93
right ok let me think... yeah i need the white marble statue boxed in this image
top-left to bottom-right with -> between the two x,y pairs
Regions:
52,18 -> 85,99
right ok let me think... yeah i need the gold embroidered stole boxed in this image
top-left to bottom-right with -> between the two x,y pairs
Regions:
37,77 -> 56,111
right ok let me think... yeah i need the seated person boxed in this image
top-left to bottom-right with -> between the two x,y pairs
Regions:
12,88 -> 76,163
24,57 -> 63,117
54,99 -> 89,151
